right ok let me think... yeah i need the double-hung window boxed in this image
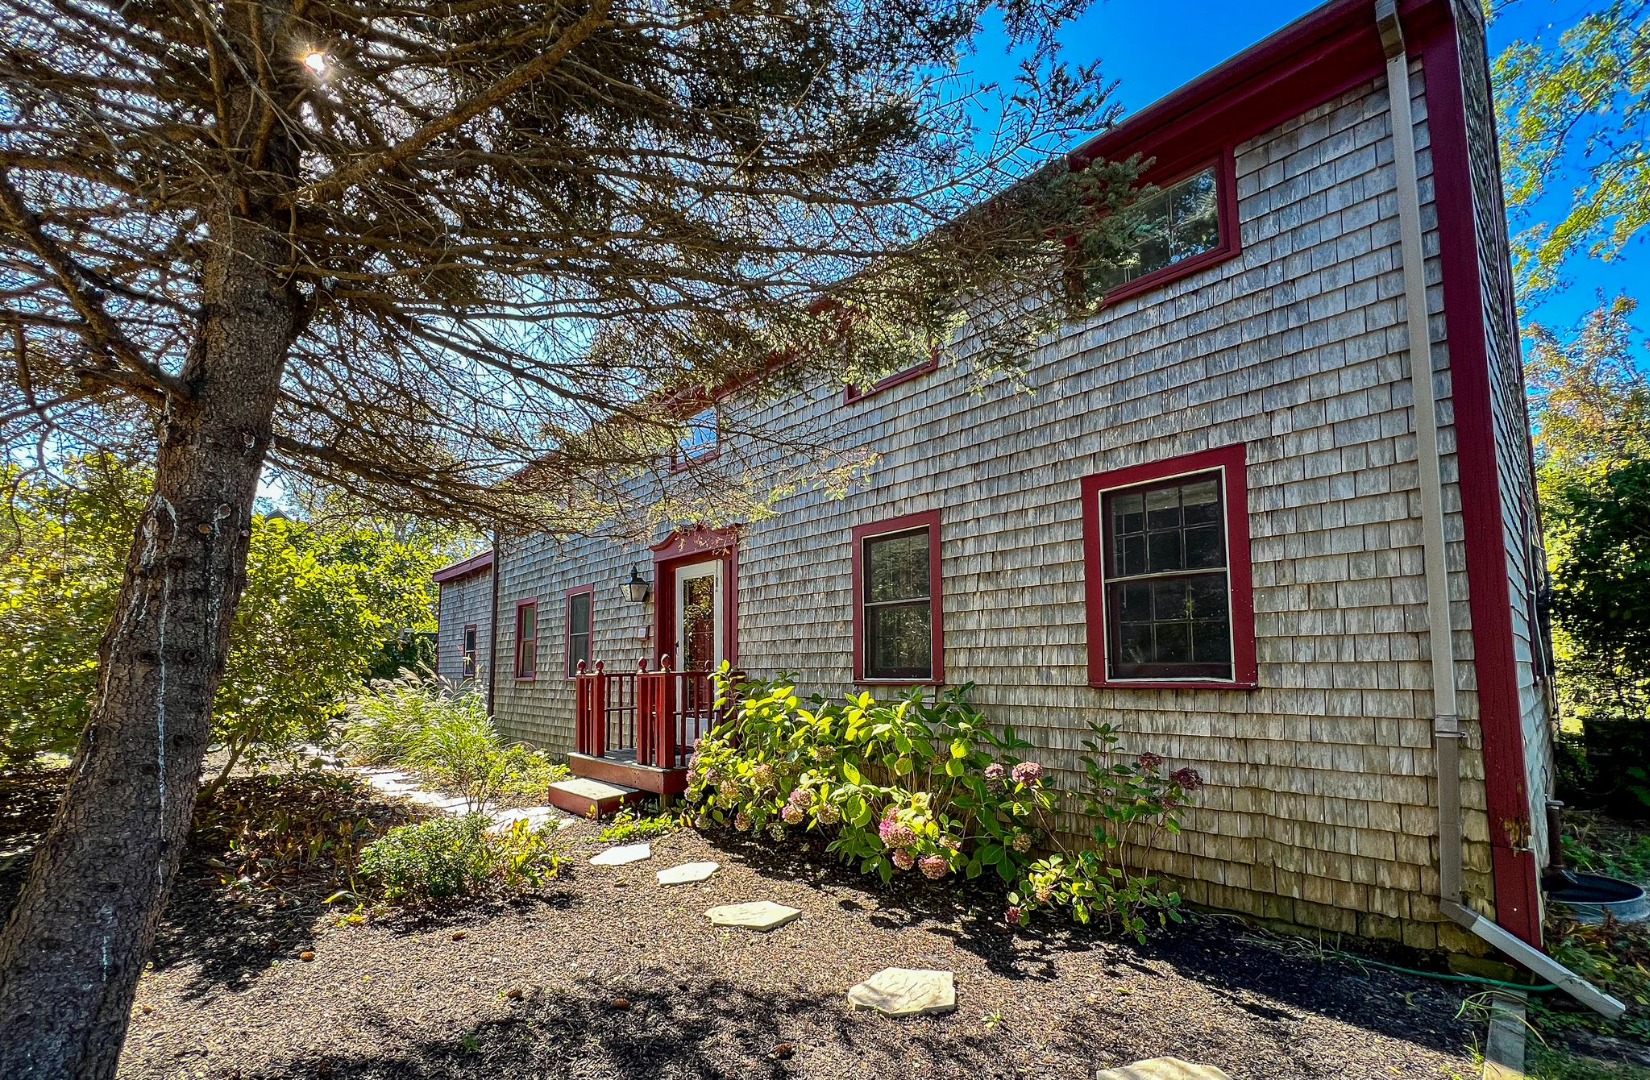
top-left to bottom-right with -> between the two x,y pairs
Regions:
1082,446 -> 1256,686
566,588 -> 593,676
852,511 -> 943,683
514,600 -> 538,680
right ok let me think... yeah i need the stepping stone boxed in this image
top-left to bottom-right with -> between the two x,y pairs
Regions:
705,901 -> 801,931
1094,1059 -> 1232,1080
847,968 -> 956,1017
657,861 -> 720,885
589,842 -> 652,866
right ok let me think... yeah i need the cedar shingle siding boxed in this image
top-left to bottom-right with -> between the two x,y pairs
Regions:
437,569 -> 492,687
460,9 -> 1551,950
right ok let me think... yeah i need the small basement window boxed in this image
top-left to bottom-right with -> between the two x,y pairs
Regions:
1081,446 -> 1256,687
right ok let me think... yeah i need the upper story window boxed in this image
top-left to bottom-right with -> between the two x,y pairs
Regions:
566,587 -> 593,677
461,624 -> 478,680
676,407 -> 718,466
1090,165 -> 1222,293
852,510 -> 943,683
514,600 -> 538,680
1081,445 -> 1256,687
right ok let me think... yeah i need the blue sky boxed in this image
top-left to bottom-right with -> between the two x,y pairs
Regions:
966,0 -> 1646,342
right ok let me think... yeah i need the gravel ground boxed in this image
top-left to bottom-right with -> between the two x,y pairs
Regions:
111,815 -> 1486,1080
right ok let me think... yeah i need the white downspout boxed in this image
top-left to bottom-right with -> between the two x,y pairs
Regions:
1375,0 -> 1624,1020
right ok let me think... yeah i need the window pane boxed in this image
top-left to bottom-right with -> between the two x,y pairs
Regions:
520,605 -> 536,640
1184,524 -> 1224,569
1170,170 -> 1220,259
1147,530 -> 1183,573
1192,619 -> 1231,663
1118,580 -> 1152,621
1182,479 -> 1221,523
866,530 -> 929,603
679,408 -> 717,461
1092,167 -> 1221,289
1154,621 -> 1190,663
1111,492 -> 1144,535
569,592 -> 591,635
866,602 -> 931,679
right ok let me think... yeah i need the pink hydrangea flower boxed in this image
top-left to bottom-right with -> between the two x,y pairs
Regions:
815,801 -> 841,826
703,767 -> 723,786
1034,885 -> 1053,903
787,787 -> 811,808
733,811 -> 751,832
1137,752 -> 1164,770
781,804 -> 805,825
877,811 -> 917,851
768,822 -> 785,841
751,763 -> 775,787
1011,832 -> 1033,853
1004,905 -> 1024,927
717,779 -> 739,802
1010,761 -> 1044,786
984,762 -> 1007,782
892,851 -> 915,872
919,855 -> 949,880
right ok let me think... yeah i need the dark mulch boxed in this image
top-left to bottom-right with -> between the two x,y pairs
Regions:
3,768 -> 1485,1079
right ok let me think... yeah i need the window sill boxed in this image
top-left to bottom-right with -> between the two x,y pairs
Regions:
669,448 -> 720,474
1091,242 -> 1238,312
855,677 -> 942,688
515,674 -> 538,682
843,356 -> 938,404
1089,678 -> 1257,690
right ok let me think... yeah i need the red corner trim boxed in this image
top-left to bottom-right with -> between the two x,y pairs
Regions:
1421,24 -> 1542,949
851,509 -> 944,686
1080,444 -> 1257,689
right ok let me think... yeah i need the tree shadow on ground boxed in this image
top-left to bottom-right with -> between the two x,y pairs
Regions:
698,828 -> 1476,1056
234,974 -> 1020,1080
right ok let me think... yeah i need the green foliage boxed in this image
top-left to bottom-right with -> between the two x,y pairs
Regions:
0,456 -> 149,763
1495,0 -> 1650,295
685,671 -> 1199,940
344,674 -> 568,813
1528,1045 -> 1650,1080
0,456 -> 444,771
597,808 -> 681,844
358,814 -> 562,904
1003,722 -> 1202,938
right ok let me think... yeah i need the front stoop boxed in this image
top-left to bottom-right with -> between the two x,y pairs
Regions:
568,751 -> 689,796
547,777 -> 646,818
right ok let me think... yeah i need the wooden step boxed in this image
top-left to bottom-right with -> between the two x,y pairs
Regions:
546,777 -> 646,819
568,751 -> 689,796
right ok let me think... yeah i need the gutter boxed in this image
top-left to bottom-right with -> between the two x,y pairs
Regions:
1375,0 -> 1625,1021
487,529 -> 501,718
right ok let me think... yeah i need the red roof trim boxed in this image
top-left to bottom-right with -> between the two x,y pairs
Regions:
432,549 -> 494,583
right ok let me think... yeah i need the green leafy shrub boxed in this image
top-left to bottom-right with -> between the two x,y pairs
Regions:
685,672 -> 1201,940
598,808 -> 681,844
358,814 -> 562,903
344,675 -> 568,812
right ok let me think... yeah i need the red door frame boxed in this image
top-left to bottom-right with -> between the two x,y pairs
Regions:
650,526 -> 739,670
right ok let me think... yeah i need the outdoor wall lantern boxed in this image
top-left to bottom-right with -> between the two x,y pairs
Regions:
622,565 -> 651,604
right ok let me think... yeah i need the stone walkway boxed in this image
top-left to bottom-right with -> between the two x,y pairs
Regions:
306,748 -> 569,833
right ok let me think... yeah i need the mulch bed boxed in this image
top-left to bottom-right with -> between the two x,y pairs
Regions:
4,768 -> 1486,1079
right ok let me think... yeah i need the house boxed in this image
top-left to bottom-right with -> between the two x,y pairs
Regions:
430,0 -> 1559,957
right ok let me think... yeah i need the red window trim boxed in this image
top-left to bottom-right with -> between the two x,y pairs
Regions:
843,353 -> 940,405
564,585 -> 594,679
461,623 -> 478,679
651,527 -> 740,669
1084,149 -> 1242,312
851,509 -> 944,686
514,598 -> 539,681
1081,445 -> 1256,689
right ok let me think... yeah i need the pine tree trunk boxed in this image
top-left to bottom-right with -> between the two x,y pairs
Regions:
0,204 -> 297,1078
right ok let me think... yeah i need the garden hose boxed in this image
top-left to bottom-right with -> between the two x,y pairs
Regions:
1333,951 -> 1562,993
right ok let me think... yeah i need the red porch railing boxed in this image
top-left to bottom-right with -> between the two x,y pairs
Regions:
574,657 -> 726,770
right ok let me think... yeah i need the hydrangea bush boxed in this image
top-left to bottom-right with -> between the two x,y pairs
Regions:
686,670 -> 1203,941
